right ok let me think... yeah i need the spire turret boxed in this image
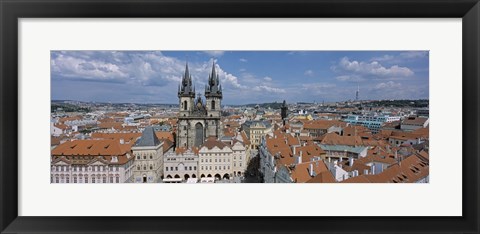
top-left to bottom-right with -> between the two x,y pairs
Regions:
178,62 -> 195,98
205,61 -> 222,98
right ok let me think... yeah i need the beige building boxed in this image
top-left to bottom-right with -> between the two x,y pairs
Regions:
198,137 -> 234,180
242,120 -> 273,149
163,147 -> 199,182
50,139 -> 135,183
132,127 -> 165,183
230,137 -> 249,177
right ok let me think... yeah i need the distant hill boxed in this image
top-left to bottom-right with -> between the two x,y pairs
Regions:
243,102 -> 284,109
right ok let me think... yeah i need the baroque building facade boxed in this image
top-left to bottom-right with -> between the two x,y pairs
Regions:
177,62 -> 223,148
132,126 -> 164,183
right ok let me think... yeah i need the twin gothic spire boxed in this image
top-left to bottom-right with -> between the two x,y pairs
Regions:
178,61 -> 222,98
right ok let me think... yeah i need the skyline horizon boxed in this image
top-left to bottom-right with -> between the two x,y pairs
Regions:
52,97 -> 429,106
51,51 -> 429,104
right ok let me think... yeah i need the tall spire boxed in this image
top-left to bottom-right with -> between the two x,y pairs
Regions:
185,62 -> 190,79
179,61 -> 195,97
209,61 -> 217,86
205,60 -> 222,98
355,83 -> 359,101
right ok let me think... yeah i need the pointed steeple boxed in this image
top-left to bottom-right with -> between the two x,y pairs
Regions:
205,61 -> 222,99
211,61 -> 216,82
184,62 -> 190,80
179,61 -> 195,98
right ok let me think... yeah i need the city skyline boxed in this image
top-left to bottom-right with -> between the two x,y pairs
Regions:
51,51 -> 429,105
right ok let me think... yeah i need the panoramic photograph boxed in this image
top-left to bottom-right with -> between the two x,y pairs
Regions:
50,51 -> 429,183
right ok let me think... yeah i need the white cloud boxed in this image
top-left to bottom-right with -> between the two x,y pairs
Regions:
51,54 -> 129,82
335,75 -> 364,82
239,58 -> 248,62
263,76 -> 273,81
370,55 -> 395,62
374,81 -> 401,90
400,51 -> 428,59
304,70 -> 314,76
253,85 -> 286,93
203,51 -> 225,57
301,83 -> 336,96
370,51 -> 428,63
337,57 -> 414,77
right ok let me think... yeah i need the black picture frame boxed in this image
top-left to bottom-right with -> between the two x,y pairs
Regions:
1,0 -> 479,233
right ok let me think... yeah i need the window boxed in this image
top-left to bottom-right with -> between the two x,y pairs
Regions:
103,177 -> 107,183
85,176 -> 88,183
189,166 -> 192,171
150,165 -> 153,170
110,177 -> 113,183
166,167 -> 169,171
211,100 -> 215,110
150,155 -> 153,159
92,177 -> 95,183
175,167 -> 178,171
143,156 -> 146,159
116,177 -> 119,183
137,156 -> 140,159
55,177 -> 59,183
171,167 -> 174,171
194,166 -> 197,170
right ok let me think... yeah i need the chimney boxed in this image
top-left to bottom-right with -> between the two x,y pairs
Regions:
293,146 -> 296,155
349,157 -> 354,166
371,164 -> 376,175
119,138 -> 125,144
309,163 -> 314,177
339,156 -> 343,162
364,169 -> 369,175
296,155 -> 302,164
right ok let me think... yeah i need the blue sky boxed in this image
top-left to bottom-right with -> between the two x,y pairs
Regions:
51,51 -> 429,105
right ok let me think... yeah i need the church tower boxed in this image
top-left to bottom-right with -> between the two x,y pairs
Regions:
281,100 -> 288,125
177,62 -> 223,149
178,63 -> 195,116
205,61 -> 222,118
